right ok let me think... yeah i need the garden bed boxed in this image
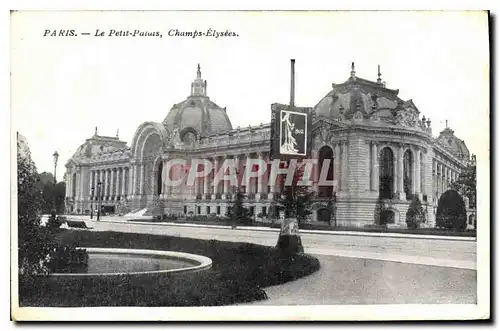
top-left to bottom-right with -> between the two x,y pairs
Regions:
19,230 -> 320,307
127,217 -> 476,237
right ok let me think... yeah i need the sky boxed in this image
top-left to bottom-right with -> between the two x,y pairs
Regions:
11,11 -> 489,181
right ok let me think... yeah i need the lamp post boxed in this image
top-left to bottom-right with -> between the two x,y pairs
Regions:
52,151 -> 59,215
96,181 -> 102,221
90,187 -> 95,219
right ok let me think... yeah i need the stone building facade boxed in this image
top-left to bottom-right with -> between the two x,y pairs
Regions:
64,63 -> 475,228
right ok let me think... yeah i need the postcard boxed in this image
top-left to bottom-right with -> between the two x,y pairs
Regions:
10,10 -> 490,321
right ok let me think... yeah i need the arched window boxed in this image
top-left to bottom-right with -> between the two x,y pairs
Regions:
157,161 -> 163,196
379,147 -> 394,199
318,146 -> 334,198
403,149 -> 413,200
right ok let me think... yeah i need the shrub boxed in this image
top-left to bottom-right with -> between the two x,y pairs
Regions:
46,246 -> 89,273
436,190 -> 467,231
406,196 -> 426,229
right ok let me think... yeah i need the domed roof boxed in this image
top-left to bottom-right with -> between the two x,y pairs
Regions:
436,127 -> 470,160
71,129 -> 128,161
162,64 -> 232,139
314,64 -> 403,119
313,63 -> 432,133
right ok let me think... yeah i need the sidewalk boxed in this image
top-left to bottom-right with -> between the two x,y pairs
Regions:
68,215 -> 476,242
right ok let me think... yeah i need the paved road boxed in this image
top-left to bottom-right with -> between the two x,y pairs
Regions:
248,255 -> 476,305
66,217 -> 477,305
79,217 -> 476,270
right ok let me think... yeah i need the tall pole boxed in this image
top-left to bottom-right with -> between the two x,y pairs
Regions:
52,151 -> 59,215
90,187 -> 95,219
97,181 -> 102,221
275,59 -> 304,255
290,59 -> 295,107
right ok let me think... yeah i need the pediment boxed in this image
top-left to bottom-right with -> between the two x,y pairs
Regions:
312,116 -> 348,143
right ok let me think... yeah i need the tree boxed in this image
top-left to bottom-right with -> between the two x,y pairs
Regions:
436,190 -> 467,231
406,196 -> 426,229
17,134 -> 53,277
449,161 -> 476,210
17,133 -> 87,293
276,178 -> 314,225
35,172 -> 66,214
228,187 -> 252,226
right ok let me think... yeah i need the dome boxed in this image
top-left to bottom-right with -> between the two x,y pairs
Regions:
162,64 -> 232,139
312,63 -> 431,133
71,129 -> 128,161
314,64 -> 404,120
436,127 -> 470,160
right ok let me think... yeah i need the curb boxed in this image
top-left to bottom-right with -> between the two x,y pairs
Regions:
93,219 -> 476,242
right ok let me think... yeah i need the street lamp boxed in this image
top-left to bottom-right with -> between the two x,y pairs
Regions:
90,187 -> 95,219
96,181 -> 102,221
52,151 -> 59,215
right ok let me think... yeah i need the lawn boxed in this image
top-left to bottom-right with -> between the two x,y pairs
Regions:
19,230 -> 320,307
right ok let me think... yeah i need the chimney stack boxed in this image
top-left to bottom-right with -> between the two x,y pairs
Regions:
290,59 -> 295,107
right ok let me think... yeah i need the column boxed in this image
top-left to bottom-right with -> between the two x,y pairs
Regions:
397,145 -> 405,199
94,170 -> 98,197
65,171 -> 70,198
194,160 -> 200,197
341,142 -> 348,192
433,160 -> 437,199
212,157 -> 219,200
98,170 -> 102,198
415,148 -> 421,198
437,163 -> 442,197
204,158 -> 210,198
223,155 -> 231,199
88,170 -> 93,198
110,168 -> 115,199
393,151 -> 398,197
129,164 -> 136,196
139,163 -> 144,195
334,144 -> 341,191
132,166 -> 136,196
245,153 -> 252,194
370,142 -> 377,191
310,150 -> 318,194
234,154 -> 241,198
103,169 -> 108,200
121,168 -> 127,197
256,152 -> 264,200
439,164 -> 445,195
115,169 -> 120,200
108,169 -> 112,198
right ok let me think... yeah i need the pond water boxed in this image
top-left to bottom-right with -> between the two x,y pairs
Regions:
67,252 -> 198,274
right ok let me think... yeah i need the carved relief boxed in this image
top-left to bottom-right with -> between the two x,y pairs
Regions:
352,110 -> 364,122
370,112 -> 380,123
395,109 -> 419,127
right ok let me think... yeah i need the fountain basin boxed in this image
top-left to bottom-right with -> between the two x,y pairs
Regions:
50,247 -> 212,278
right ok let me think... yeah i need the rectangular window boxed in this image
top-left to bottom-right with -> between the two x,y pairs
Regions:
250,206 -> 255,216
184,206 -> 187,214
197,206 -> 201,215
206,206 -> 210,214
216,206 -> 221,215
262,206 -> 267,216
